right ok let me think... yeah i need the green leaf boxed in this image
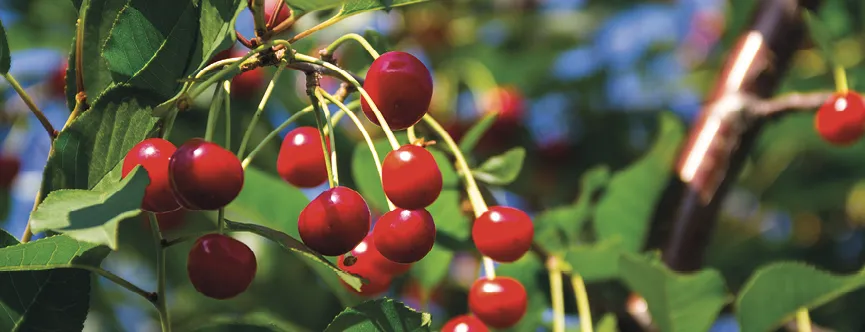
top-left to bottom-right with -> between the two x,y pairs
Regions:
471,147 -> 526,186
564,237 -> 624,283
323,298 -> 432,332
225,219 -> 365,292
736,262 -> 865,332
0,230 -> 110,331
534,166 -> 610,252
363,29 -> 393,54
458,112 -> 497,155
197,0 -> 247,72
283,0 -> 343,13
191,312 -> 312,332
618,253 -> 728,332
594,112 -> 684,252
30,167 -> 150,250
409,244 -> 453,290
340,0 -> 431,17
0,18 -> 10,74
802,10 -> 837,66
595,314 -> 618,332
79,0 -> 130,101
40,85 -> 160,197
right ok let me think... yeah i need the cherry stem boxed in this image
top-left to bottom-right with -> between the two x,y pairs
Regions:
834,66 -> 848,94
292,53 -> 401,151
147,212 -> 171,332
204,80 -> 226,142
266,0 -> 285,29
77,265 -> 154,303
547,257 -> 565,332
237,61 -> 288,158
223,81 -> 232,148
250,0 -> 267,38
797,308 -> 812,332
2,72 -> 58,139
406,125 -> 418,143
308,84 -> 336,188
188,42 -> 275,101
322,33 -> 381,59
318,88 -> 398,211
217,208 -> 226,234
570,273 -> 594,332
316,88 -> 340,185
242,105 -> 312,169
288,9 -> 345,43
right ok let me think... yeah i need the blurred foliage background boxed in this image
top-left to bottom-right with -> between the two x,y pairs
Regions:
2,0 -> 865,331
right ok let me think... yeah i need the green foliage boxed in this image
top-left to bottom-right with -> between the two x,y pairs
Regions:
323,298 -> 432,332
472,147 -> 526,186
340,0 -> 431,16
736,262 -> 865,332
458,113 -> 497,155
40,85 -> 160,197
594,112 -> 685,252
564,237 -> 625,283
0,18 -> 9,74
30,166 -> 149,250
803,10 -> 837,66
0,230 -> 110,331
533,166 -> 609,252
619,253 -> 728,332
363,29 -> 393,54
409,244 -> 453,290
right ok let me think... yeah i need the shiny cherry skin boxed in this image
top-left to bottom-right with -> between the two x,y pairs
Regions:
340,233 -> 411,276
382,144 -> 442,210
815,91 -> 865,146
338,256 -> 393,296
122,138 -> 181,213
484,86 -> 525,129
361,51 -> 433,130
187,233 -> 257,300
468,277 -> 528,329
298,186 -> 371,256
442,315 -> 490,332
471,206 -> 534,263
0,155 -> 21,188
169,138 -> 244,210
277,126 -> 330,188
373,208 -> 436,263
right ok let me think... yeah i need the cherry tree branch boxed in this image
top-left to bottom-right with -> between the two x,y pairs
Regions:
748,91 -> 833,117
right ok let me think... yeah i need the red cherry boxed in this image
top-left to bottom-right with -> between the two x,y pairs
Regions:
361,51 -> 433,130
484,86 -> 525,129
248,0 -> 291,25
231,69 -> 264,98
471,206 -> 534,263
169,138 -> 244,210
338,257 -> 393,296
815,91 -> 865,145
382,144 -> 442,210
0,155 -> 20,188
49,61 -> 68,97
208,48 -> 233,65
468,277 -> 528,329
298,186 -> 371,256
153,208 -> 187,232
340,233 -> 411,276
187,234 -> 257,299
373,208 -> 436,263
277,126 -> 330,188
442,315 -> 490,332
122,138 -> 181,213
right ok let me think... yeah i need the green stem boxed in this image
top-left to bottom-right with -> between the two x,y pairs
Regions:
80,265 -> 154,303
250,0 -> 267,38
571,273 -> 593,332
2,72 -> 57,139
223,81 -> 232,149
407,125 -> 418,143
292,53 -> 401,150
204,81 -> 225,142
796,308 -> 812,332
147,213 -> 171,332
241,106 -> 313,169
238,61 -> 287,158
322,106 -> 347,136
547,257 -> 565,332
308,87 -> 336,188
323,33 -> 381,59
188,43 -> 274,100
288,11 -> 345,43
217,208 -> 226,234
834,66 -> 848,94
316,88 -> 339,185
319,89 -> 397,211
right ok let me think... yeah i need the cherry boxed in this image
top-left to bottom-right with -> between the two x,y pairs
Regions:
298,186 -> 371,256
815,91 -> 865,146
442,315 -> 489,332
338,257 -> 393,296
382,144 -> 442,210
468,277 -> 528,329
49,61 -> 68,97
277,126 -> 330,188
169,138 -> 244,210
484,86 -> 525,130
153,208 -> 187,232
340,233 -> 411,276
361,51 -> 433,130
471,206 -> 534,263
231,69 -> 265,98
373,208 -> 436,263
187,233 -> 257,299
122,138 -> 181,213
0,155 -> 20,188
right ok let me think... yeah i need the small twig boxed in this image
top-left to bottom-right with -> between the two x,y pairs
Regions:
3,73 -> 58,139
74,16 -> 86,103
236,30 -> 255,49
747,91 -> 833,117
266,0 -> 286,29
250,0 -> 267,38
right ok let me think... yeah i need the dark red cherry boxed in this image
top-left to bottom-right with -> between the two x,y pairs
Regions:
122,138 -> 181,213
361,51 -> 433,130
187,233 -> 257,299
442,315 -> 490,332
373,208 -> 436,263
277,126 -> 330,188
231,69 -> 264,98
382,144 -> 442,210
0,155 -> 21,188
339,257 -> 393,296
340,233 -> 411,276
468,277 -> 528,329
815,91 -> 865,146
153,208 -> 187,232
169,138 -> 244,210
471,206 -> 534,263
298,186 -> 371,256
484,86 -> 525,129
